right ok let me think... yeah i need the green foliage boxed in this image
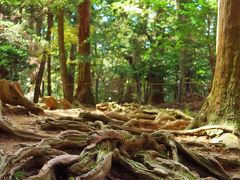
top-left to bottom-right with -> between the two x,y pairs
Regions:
13,170 -> 26,180
0,20 -> 34,81
0,20 -> 28,47
89,0 -> 217,102
0,42 -> 32,80
0,0 -> 218,102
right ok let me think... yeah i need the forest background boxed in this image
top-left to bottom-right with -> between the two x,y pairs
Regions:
0,0 -> 217,108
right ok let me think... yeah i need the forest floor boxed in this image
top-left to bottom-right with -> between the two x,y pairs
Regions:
0,103 -> 240,179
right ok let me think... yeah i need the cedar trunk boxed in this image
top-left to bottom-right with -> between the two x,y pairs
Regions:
191,0 -> 240,129
33,10 -> 44,103
69,44 -> 76,98
149,83 -> 164,105
75,0 -> 95,105
47,10 -> 54,96
33,9 -> 53,103
176,0 -> 193,100
57,9 -> 74,102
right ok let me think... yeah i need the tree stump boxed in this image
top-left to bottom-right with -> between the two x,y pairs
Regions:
0,79 -> 43,114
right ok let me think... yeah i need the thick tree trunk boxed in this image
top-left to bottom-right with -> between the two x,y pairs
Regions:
149,83 -> 164,105
57,9 -> 73,102
191,0 -> 240,130
147,66 -> 165,105
75,0 -> 95,105
76,62 -> 95,105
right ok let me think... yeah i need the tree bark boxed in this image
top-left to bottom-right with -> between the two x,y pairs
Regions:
33,11 -> 45,103
123,81 -> 134,103
35,9 -> 43,37
176,0 -> 193,100
191,0 -> 240,130
33,54 -> 46,103
33,9 -> 53,103
149,83 -> 164,105
28,5 -> 35,30
57,9 -> 73,102
75,0 -> 95,105
0,100 -> 2,119
207,15 -> 216,75
47,54 -> 52,96
47,10 -> 54,96
69,44 -> 76,99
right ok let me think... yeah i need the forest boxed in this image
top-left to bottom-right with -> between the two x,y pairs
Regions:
0,0 -> 240,179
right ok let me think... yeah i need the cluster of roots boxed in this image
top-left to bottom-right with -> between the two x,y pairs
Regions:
0,105 -> 235,180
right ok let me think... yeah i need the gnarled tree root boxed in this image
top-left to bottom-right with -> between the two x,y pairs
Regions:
37,117 -> 94,132
162,125 -> 240,137
0,119 -> 50,141
0,128 -> 232,180
0,79 -> 43,114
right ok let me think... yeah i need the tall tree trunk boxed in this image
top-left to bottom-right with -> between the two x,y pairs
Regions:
57,9 -> 73,102
149,83 -> 164,105
123,81 -> 134,103
176,0 -> 193,100
35,9 -> 43,37
147,68 -> 165,105
33,9 -> 53,103
207,15 -> 215,75
207,15 -> 216,86
47,54 -> 52,96
75,0 -> 95,105
47,10 -> 54,96
33,54 -> 46,103
29,5 -> 35,30
191,0 -> 240,130
69,44 -> 76,98
0,100 -> 2,119
33,12 -> 44,103
117,76 -> 125,104
95,78 -> 99,103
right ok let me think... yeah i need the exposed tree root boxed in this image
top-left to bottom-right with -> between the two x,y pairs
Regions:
0,147 -> 65,179
0,79 -> 43,114
37,117 -> 94,132
176,141 -> 230,179
0,119 -> 50,140
0,127 -> 233,179
162,125 -> 240,138
159,120 -> 190,130
80,111 -> 125,125
25,154 -> 79,180
104,111 -> 130,122
0,103 -> 237,179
